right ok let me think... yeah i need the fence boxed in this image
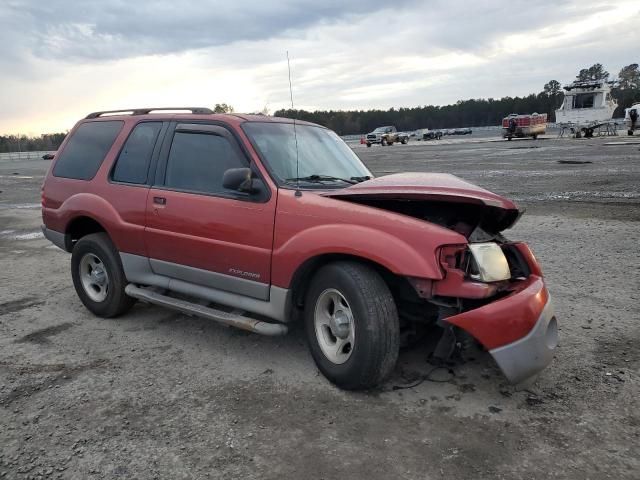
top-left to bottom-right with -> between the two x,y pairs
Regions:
0,151 -> 54,162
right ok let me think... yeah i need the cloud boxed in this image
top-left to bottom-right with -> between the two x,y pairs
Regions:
8,0 -> 412,61
0,0 -> 638,134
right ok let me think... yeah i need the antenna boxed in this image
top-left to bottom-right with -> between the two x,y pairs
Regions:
287,51 -> 302,197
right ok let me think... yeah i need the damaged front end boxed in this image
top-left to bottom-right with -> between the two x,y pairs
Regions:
323,173 -> 557,384
410,241 -> 557,384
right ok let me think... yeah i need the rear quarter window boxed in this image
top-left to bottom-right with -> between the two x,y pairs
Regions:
112,122 -> 162,184
53,121 -> 123,180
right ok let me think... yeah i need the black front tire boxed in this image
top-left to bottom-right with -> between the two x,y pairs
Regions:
304,261 -> 400,390
71,233 -> 135,318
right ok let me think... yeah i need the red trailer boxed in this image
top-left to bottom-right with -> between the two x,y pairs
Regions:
502,113 -> 547,140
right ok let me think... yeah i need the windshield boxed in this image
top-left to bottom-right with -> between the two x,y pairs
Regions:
373,127 -> 391,133
242,122 -> 372,187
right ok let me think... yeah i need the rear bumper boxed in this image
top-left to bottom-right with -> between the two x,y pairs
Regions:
444,275 -> 557,384
41,225 -> 67,251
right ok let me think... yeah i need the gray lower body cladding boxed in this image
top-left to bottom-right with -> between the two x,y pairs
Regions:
41,226 -> 67,251
119,253 -> 291,323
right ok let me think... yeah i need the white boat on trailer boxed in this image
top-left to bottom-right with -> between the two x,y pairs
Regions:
555,80 -> 618,138
625,103 -> 639,136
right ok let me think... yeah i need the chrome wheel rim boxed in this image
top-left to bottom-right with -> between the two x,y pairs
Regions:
79,253 -> 109,302
314,288 -> 355,365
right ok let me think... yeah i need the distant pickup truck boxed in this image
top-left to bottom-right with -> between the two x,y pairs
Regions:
365,126 -> 409,147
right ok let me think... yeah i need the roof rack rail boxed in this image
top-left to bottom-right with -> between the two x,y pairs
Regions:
85,107 -> 214,119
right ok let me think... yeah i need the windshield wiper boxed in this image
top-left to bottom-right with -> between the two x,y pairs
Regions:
350,175 -> 371,183
285,174 -> 358,185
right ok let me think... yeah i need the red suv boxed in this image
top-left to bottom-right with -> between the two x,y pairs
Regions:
42,107 -> 557,390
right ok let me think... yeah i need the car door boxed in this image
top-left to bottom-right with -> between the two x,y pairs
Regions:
145,122 -> 276,300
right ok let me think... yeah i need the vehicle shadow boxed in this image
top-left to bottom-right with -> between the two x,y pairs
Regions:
123,300 -> 506,397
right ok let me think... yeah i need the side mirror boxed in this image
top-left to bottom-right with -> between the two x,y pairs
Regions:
222,167 -> 260,194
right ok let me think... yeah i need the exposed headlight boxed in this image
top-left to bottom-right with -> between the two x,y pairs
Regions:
467,242 -> 511,282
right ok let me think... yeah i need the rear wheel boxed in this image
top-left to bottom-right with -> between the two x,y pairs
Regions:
304,261 -> 400,390
71,233 -> 135,318
401,137 -> 408,144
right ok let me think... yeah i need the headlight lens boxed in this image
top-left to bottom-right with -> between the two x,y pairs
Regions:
467,242 -> 511,282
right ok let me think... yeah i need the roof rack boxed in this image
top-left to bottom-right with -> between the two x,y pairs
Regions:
85,107 -> 214,119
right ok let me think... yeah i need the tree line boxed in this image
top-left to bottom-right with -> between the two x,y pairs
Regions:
274,63 -> 640,135
0,133 -> 67,154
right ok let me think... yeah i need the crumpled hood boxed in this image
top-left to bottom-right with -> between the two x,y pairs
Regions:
322,173 -> 517,210
321,173 -> 522,236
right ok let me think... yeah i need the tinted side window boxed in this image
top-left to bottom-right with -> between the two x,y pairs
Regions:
112,122 -> 162,184
53,121 -> 123,180
164,132 -> 246,194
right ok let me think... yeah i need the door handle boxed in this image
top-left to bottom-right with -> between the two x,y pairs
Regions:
153,196 -> 167,205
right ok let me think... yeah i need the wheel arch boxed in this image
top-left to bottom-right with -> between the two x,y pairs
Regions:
288,253 -> 418,320
65,216 -> 108,251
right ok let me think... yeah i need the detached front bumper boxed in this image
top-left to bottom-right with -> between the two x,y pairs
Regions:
489,299 -> 557,383
444,276 -> 558,384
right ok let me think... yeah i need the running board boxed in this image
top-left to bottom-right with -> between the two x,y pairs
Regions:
125,284 -> 288,336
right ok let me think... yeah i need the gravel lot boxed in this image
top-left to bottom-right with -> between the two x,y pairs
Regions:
1,134 -> 639,479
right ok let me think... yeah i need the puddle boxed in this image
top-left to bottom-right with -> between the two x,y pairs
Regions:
0,203 -> 41,210
0,230 -> 44,241
471,170 -> 557,178
12,232 -> 44,240
516,191 -> 640,201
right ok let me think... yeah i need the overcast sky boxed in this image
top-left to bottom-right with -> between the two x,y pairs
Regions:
0,0 -> 637,134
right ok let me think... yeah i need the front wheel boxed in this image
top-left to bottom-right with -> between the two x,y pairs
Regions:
71,233 -> 135,318
381,138 -> 387,146
304,262 -> 400,390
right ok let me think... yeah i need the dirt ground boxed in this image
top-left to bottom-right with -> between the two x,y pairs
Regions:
1,134 -> 639,479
